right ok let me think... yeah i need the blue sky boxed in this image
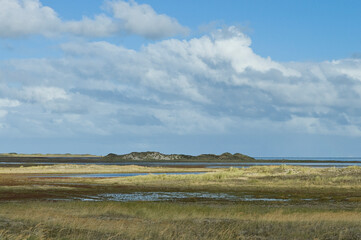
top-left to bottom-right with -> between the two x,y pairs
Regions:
0,0 -> 361,156
4,0 -> 361,61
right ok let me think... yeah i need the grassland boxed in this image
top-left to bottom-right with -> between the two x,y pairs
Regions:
0,165 -> 360,239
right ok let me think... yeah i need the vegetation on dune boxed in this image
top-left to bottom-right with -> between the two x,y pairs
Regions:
102,151 -> 255,162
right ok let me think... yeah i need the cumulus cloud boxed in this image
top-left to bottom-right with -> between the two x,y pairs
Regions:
106,0 -> 189,38
1,26 -> 361,138
63,15 -> 120,38
0,0 -> 188,38
0,0 -> 60,37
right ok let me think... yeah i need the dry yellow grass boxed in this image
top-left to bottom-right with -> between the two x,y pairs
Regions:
84,165 -> 361,191
0,165 -> 360,239
0,201 -> 360,239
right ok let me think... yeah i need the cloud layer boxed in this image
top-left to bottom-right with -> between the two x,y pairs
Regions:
0,0 -> 188,38
1,26 -> 361,140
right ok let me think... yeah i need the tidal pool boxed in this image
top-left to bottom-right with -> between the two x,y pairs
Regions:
95,192 -> 291,202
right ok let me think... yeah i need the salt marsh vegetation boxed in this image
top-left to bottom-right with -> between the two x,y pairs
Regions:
0,164 -> 360,239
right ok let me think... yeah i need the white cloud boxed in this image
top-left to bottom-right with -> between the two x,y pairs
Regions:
107,0 -> 189,38
0,0 -> 60,37
331,59 -> 361,81
21,87 -> 69,103
63,14 -> 120,38
0,98 -> 21,108
0,0 -> 188,38
208,27 -> 300,77
1,26 -> 361,138
0,99 -> 20,127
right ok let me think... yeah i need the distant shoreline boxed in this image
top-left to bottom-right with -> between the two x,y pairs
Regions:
1,155 -> 361,164
0,153 -> 100,158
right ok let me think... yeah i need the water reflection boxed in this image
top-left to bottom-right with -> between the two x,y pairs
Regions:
97,192 -> 291,202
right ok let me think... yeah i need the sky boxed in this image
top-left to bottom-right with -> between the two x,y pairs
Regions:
0,0 -> 361,157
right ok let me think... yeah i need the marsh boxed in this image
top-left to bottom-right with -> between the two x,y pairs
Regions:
0,164 -> 360,239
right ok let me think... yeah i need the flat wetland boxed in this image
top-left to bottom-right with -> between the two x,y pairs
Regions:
0,161 -> 360,239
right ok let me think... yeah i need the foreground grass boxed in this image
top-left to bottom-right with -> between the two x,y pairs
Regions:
0,201 -> 360,240
0,165 -> 360,239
